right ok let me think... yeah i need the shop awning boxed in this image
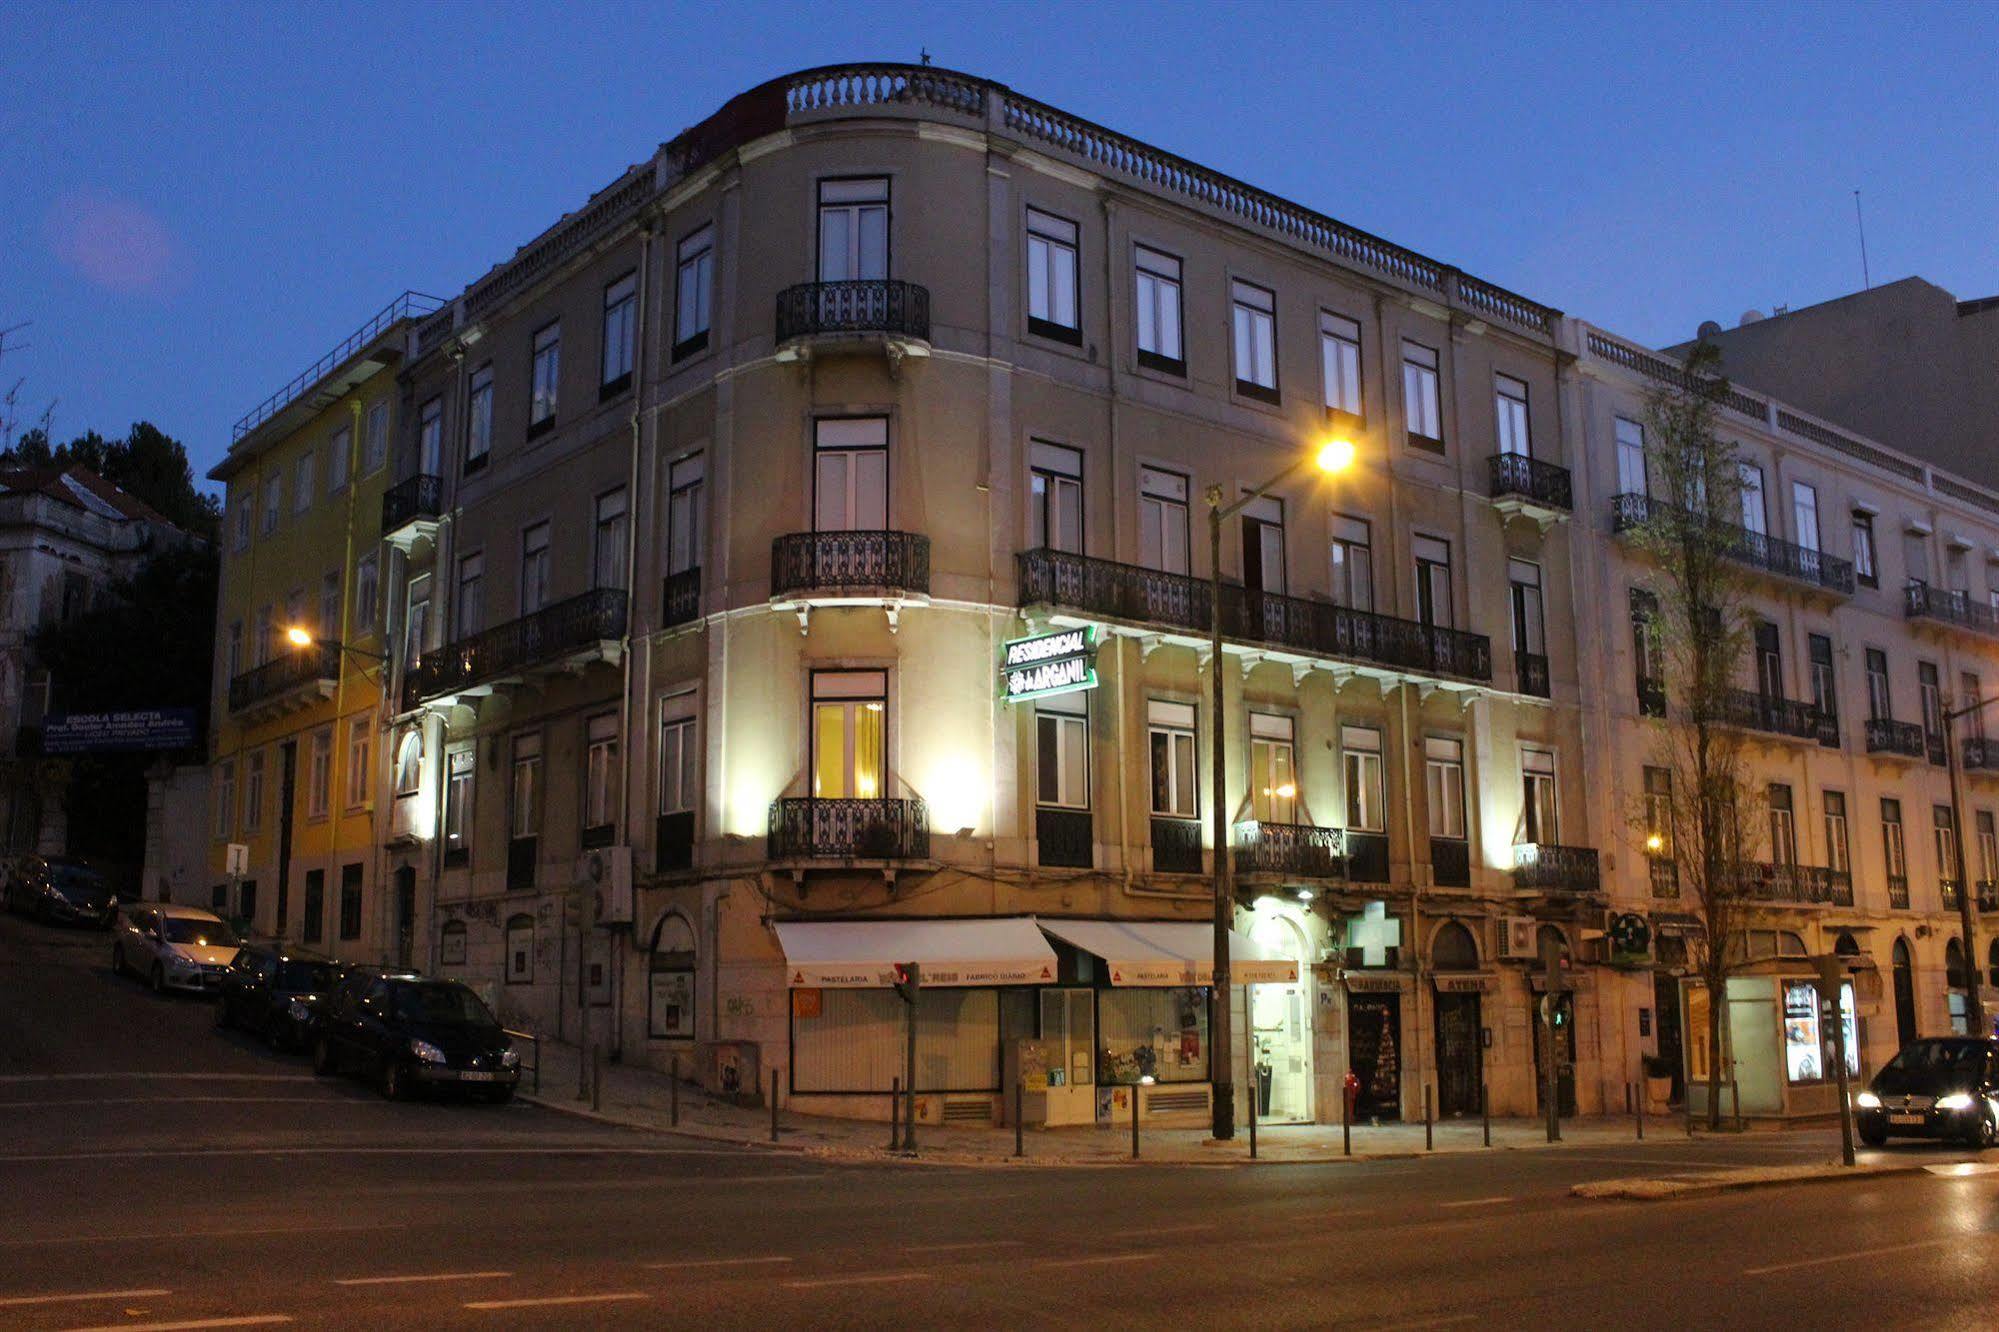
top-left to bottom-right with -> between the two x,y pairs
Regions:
772,917 -> 1058,989
1038,919 -> 1298,986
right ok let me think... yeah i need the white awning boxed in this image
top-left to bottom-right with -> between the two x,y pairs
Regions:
1038,919 -> 1298,986
772,917 -> 1058,989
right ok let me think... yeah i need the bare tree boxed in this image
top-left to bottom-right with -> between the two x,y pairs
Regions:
1626,340 -> 1761,1129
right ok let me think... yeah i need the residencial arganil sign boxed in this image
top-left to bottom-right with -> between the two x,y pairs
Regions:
1000,625 -> 1099,702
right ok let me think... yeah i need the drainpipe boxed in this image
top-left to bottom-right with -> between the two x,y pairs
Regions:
332,398 -> 364,960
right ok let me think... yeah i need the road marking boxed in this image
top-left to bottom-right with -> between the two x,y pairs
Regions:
1293,1208 -> 1375,1223
782,1272 -> 935,1290
1119,1223 -> 1214,1238
0,1097 -> 390,1110
1927,1162 -> 1999,1177
1438,1196 -> 1514,1208
0,1073 -> 316,1084
1743,1235 -> 1965,1276
333,1271 -> 511,1286
0,1222 -> 403,1249
905,1239 -> 1026,1254
0,1288 -> 170,1307
1383,1314 -> 1480,1330
644,1256 -> 795,1270
62,1318 -> 292,1332
464,1293 -> 649,1311
0,1145 -> 754,1164
1034,1251 -> 1161,1269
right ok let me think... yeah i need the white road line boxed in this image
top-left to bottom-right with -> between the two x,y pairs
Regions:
644,1256 -> 795,1270
463,1293 -> 650,1311
0,1073 -> 315,1084
1119,1223 -> 1214,1238
0,1097 -> 387,1110
61,1318 -> 292,1332
1743,1235 -> 1966,1276
332,1271 -> 511,1287
905,1239 -> 1027,1254
782,1272 -> 935,1290
1034,1251 -> 1161,1269
1926,1162 -> 1999,1177
0,1222 -> 403,1249
1438,1196 -> 1514,1209
0,1145 -> 753,1164
0,1288 -> 170,1307
1383,1313 -> 1480,1330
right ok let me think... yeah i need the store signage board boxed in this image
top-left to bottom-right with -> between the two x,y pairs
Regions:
1000,626 -> 1099,702
41,708 -> 197,754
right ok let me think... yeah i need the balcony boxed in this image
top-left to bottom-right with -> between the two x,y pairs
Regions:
1888,875 -> 1910,910
1637,675 -> 1667,718
228,642 -> 340,721
773,280 -> 931,365
1904,581 -> 1999,641
1516,651 -> 1550,699
1017,548 -> 1492,685
1430,837 -> 1471,888
1513,843 -> 1601,894
1611,493 -> 1854,597
405,588 -> 627,709
771,531 -> 930,623
655,811 -> 695,873
767,797 -> 930,862
1234,821 -> 1343,879
1979,881 -> 1998,913
1036,807 -> 1093,869
661,567 -> 702,630
1733,862 -> 1853,907
381,474 -> 443,551
1345,831 -> 1391,884
1487,453 -> 1572,523
1942,879 -> 1962,911
1965,738 -> 1999,775
1866,718 -> 1929,761
1648,857 -> 1679,899
1151,817 -> 1203,874
1718,687 -> 1836,746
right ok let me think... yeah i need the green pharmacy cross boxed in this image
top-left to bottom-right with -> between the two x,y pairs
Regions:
1347,900 -> 1401,966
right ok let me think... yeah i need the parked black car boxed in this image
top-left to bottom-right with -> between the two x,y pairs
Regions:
311,973 -> 520,1103
216,943 -> 344,1050
3,856 -> 116,927
1855,1036 -> 1999,1147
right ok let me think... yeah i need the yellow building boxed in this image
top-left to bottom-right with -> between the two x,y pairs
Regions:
206,293 -> 438,964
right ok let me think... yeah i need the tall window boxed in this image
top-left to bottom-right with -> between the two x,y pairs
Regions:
1413,535 -> 1453,629
457,553 -> 485,637
226,621 -> 243,681
1919,661 -> 1943,746
327,425 -> 350,493
1768,784 -> 1796,865
363,401 -> 388,473
353,552 -> 378,636
1824,791 -> 1850,875
307,728 -> 331,819
1319,311 -> 1362,418
1239,495 -> 1285,594
594,489 -> 628,591
583,713 -> 618,844
1791,481 -> 1821,553
393,729 -> 422,799
1977,809 -> 1997,886
404,573 -> 430,672
510,733 -> 543,841
1425,736 -> 1466,840
601,272 -> 636,392
465,365 -> 493,472
667,454 -> 704,579
1738,463 -> 1766,535
1342,726 -> 1384,832
814,418 -> 888,531
319,571 -> 340,639
1249,713 -> 1296,825
1754,620 -> 1783,701
520,522 -> 550,615
658,713 -> 698,817
339,864 -> 362,941
1230,279 -> 1278,401
1134,246 -> 1183,372
443,747 -> 474,865
302,870 -> 325,943
215,761 -> 236,839
1402,340 -> 1442,447
674,224 -> 714,358
812,671 -> 887,800
1025,208 -> 1079,342
1030,442 -> 1083,553
1643,766 -> 1672,855
294,449 -> 315,512
1882,798 -> 1907,890
1037,694 -> 1089,810
418,397 -> 442,475
1904,529 -> 1931,586
1615,416 -> 1647,496
1494,374 -> 1530,457
817,177 -> 888,281
232,498 -> 251,552
1809,634 -> 1836,722
1330,515 -> 1374,611
1865,648 -> 1891,720
528,322 -> 560,431
262,473 -> 281,535
1509,558 -> 1545,659
1521,749 -> 1558,845
1963,672 -> 1985,741
346,716 -> 371,810
1851,510 -> 1877,586
1935,805 -> 1959,891
255,605 -> 272,665
1138,467 -> 1189,574
1147,700 -> 1197,818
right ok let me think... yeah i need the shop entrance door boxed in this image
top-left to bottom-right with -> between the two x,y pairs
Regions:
1892,938 -> 1918,1047
1531,992 -> 1578,1116
1347,992 -> 1403,1122
1433,992 -> 1482,1117
1652,972 -> 1685,1102
1250,982 -> 1312,1124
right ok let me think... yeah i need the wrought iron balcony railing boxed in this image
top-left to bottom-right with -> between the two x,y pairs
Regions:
1942,879 -> 1962,910
1513,843 -> 1601,893
1611,493 -> 1855,595
1036,807 -> 1093,869
661,567 -> 702,629
775,280 -> 931,343
655,811 -> 695,873
1431,837 -> 1471,888
381,473 -> 443,534
768,797 -> 930,861
1648,857 -> 1679,899
1905,580 -> 1999,640
1488,453 -> 1572,512
1978,880 -> 1998,912
405,588 -> 628,706
1636,675 -> 1667,718
1718,687 -> 1836,745
229,642 -> 340,714
1965,738 -> 1999,773
1017,548 -> 1492,683
1345,831 -> 1391,883
1733,862 -> 1854,907
1888,875 -> 1910,909
1516,651 -> 1550,698
1866,717 -> 1927,759
1151,817 -> 1203,874
772,531 -> 931,599
1233,821 -> 1343,879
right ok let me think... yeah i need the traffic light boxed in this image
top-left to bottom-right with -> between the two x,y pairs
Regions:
893,961 -> 921,1004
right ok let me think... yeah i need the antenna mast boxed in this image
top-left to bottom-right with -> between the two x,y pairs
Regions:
1852,189 -> 1871,290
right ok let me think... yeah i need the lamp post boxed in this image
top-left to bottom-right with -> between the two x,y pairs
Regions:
1204,437 -> 1355,1141
1941,693 -> 1991,1038
284,625 -> 388,664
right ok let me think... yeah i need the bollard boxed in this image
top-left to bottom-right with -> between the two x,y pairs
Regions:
1480,1082 -> 1490,1148
770,1069 -> 779,1144
1636,1081 -> 1646,1141
670,1055 -> 680,1128
1424,1085 -> 1434,1152
889,1077 -> 901,1152
590,1045 -> 602,1112
1730,1078 -> 1742,1131
1342,1092 -> 1351,1157
1130,1088 -> 1140,1160
1013,1081 -> 1024,1159
1249,1096 -> 1258,1160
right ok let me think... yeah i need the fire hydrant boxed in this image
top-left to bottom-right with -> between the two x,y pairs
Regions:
1343,1069 -> 1360,1121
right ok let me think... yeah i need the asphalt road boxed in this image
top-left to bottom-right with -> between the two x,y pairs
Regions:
2,908 -> 1995,1330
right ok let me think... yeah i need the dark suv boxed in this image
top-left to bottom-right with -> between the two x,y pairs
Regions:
312,974 -> 521,1103
4,856 -> 116,928
1856,1037 -> 1999,1148
216,943 -> 344,1050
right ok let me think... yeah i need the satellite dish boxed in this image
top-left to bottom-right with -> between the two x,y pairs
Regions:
1697,320 -> 1723,339
1738,309 -> 1765,326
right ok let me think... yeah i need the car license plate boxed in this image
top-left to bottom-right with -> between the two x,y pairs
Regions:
1888,1113 -> 1923,1125
458,1071 -> 500,1082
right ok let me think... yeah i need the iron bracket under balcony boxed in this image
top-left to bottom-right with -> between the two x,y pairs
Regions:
403,588 -> 628,711
381,473 -> 444,553
773,280 -> 932,373
1487,453 -> 1572,529
228,642 -> 341,724
771,530 -> 931,634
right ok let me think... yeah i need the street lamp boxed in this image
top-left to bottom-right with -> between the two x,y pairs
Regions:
1941,694 -> 1991,1037
284,625 -> 387,664
1204,436 -> 1356,1141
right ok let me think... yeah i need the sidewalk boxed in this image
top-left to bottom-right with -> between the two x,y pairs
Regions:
518,1038 -> 1719,1167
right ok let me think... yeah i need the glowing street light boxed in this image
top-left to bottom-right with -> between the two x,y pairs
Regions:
285,626 -> 316,648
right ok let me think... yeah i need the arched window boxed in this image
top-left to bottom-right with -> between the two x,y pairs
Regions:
1833,932 -> 1860,957
439,918 -> 467,967
1893,936 -> 1913,971
394,728 -> 424,797
1777,931 -> 1807,958
648,912 -> 696,1039
1432,921 -> 1479,971
505,914 -> 535,985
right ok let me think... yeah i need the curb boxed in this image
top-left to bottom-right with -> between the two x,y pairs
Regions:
1571,1162 -> 1931,1201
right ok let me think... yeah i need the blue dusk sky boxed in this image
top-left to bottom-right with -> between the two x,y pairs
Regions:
1,0 -> 1993,484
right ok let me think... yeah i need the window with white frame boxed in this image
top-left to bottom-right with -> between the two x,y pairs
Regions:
254,604 -> 272,666
1521,748 -> 1558,845
1025,208 -> 1079,341
243,748 -> 264,833
1239,493 -> 1286,594
1509,558 -> 1545,657
1030,441 -> 1082,553
601,272 -> 636,391
814,417 -> 888,531
294,449 -> 315,512
1851,510 -> 1877,586
1342,726 -> 1384,832
520,522 -> 550,615
1139,466 -> 1189,574
594,489 -> 628,591
1824,791 -> 1850,876
1615,416 -> 1647,496
1249,713 -> 1296,825
418,397 -> 442,476
1738,462 -> 1766,535
362,401 -> 388,473
1330,514 -> 1374,611
404,573 -> 430,673
583,713 -> 618,841
285,588 -> 306,638
658,712 -> 697,815
457,553 -> 484,637
1977,809 -> 1997,884
811,670 -> 887,800
1413,535 -> 1453,629
215,761 -> 235,839
1402,340 -> 1442,445
394,727 -> 422,799
354,552 -> 378,635
1494,374 -> 1530,457
1792,481 -> 1821,554
1320,311 -> 1362,417
1882,798 -> 1907,884
465,365 -> 493,472
817,177 -> 888,281
1147,700 -> 1197,818
327,426 -> 350,493
1425,736 -> 1465,840
262,473 -> 281,534
510,733 -> 542,841
443,746 -> 473,862
1935,804 -> 1959,892
667,454 -> 704,578
529,323 -> 560,430
226,621 -> 243,681
1230,279 -> 1277,399
1769,783 -> 1797,865
1644,766 -> 1672,856
319,571 -> 339,638
345,716 -> 371,810
306,728 -> 331,819
231,497 -> 250,552
1037,692 -> 1089,810
674,224 -> 714,357
1134,246 -> 1182,370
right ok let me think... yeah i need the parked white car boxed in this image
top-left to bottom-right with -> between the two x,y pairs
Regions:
111,903 -> 241,994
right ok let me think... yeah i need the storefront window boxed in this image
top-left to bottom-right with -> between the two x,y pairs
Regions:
791,988 -> 999,1092
1097,987 -> 1208,1084
1685,984 -> 1711,1082
1782,980 -> 1858,1084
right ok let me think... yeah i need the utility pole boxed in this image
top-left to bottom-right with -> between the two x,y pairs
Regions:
1815,953 -> 1856,1166
1943,696 -> 1989,1037
1205,490 -> 1235,1142
576,872 -> 596,1101
894,962 -> 920,1151
1539,930 -> 1566,1143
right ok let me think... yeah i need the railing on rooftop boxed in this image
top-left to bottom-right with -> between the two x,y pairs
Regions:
233,292 -> 445,440
1583,330 -> 1769,421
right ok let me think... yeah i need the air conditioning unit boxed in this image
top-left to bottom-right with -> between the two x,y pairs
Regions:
1497,915 -> 1537,960
580,846 -> 633,926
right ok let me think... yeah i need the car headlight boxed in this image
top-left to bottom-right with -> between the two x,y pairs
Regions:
287,999 -> 313,1022
500,1048 -> 522,1069
1935,1092 -> 1976,1112
409,1039 -> 447,1064
1855,1091 -> 1881,1109
170,953 -> 199,971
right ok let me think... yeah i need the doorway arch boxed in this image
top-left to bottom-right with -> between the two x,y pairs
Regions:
646,912 -> 697,1041
1891,937 -> 1917,1047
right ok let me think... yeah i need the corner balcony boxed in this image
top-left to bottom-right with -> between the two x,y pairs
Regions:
773,279 -> 931,368
1017,548 -> 1492,686
1718,687 -> 1837,747
228,642 -> 340,722
1866,717 -> 1940,764
1733,862 -> 1854,908
661,566 -> 702,630
1234,821 -> 1343,880
771,531 -> 931,630
1512,843 -> 1601,894
1905,580 -> 1999,642
1611,493 -> 1854,598
380,473 -> 443,552
767,797 -> 930,866
1963,737 -> 1999,778
404,588 -> 627,709
1487,453 -> 1572,525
